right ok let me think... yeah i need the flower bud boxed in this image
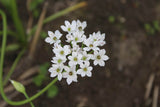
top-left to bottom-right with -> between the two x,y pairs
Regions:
10,80 -> 25,93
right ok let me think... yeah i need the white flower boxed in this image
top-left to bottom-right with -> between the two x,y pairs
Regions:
51,56 -> 67,65
45,30 -> 62,45
71,31 -> 83,44
46,20 -> 109,85
89,31 -> 106,46
61,20 -> 76,33
83,38 -> 99,51
63,66 -> 78,85
71,44 -> 82,53
93,49 -> 109,66
81,51 -> 91,63
68,52 -> 82,66
77,61 -> 93,77
76,20 -> 87,33
53,45 -> 71,58
49,64 -> 64,80
66,34 -> 73,43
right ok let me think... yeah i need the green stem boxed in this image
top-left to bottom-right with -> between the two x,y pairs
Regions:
89,50 -> 94,54
3,48 -> 25,85
29,1 -> 87,37
10,0 -> 26,44
23,92 -> 35,107
0,9 -> 58,106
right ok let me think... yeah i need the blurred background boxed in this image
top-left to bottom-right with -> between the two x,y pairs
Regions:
0,0 -> 160,107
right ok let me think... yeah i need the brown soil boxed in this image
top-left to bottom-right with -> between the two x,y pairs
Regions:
2,0 -> 160,107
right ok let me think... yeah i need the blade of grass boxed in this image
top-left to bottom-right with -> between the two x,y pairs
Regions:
3,48 -> 25,85
10,0 -> 26,44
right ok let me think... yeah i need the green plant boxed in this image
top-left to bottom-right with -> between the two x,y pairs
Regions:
33,63 -> 58,98
144,20 -> 160,35
0,0 -> 26,44
0,1 -> 87,106
108,15 -> 115,23
30,0 -> 44,18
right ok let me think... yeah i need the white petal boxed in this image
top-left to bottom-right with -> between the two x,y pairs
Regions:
93,60 -> 98,65
87,71 -> 92,77
99,61 -> 105,66
69,61 -> 74,66
55,30 -> 60,35
103,55 -> 109,61
48,67 -> 54,73
55,30 -> 62,38
58,73 -> 62,81
50,72 -> 57,77
82,21 -> 87,29
83,47 -> 90,51
68,56 -> 72,60
71,20 -> 76,30
45,37 -> 53,44
100,49 -> 106,55
80,63 -> 85,68
65,20 -> 70,26
81,73 -> 85,77
85,61 -> 90,66
88,66 -> 93,71
66,78 -> 72,85
48,31 -> 54,37
72,52 -> 77,56
64,66 -> 69,72
62,72 -> 68,78
61,25 -> 67,31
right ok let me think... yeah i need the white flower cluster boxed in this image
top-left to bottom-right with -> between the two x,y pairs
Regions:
45,20 -> 109,85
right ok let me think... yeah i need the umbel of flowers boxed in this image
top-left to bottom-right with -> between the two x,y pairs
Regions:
45,20 -> 109,85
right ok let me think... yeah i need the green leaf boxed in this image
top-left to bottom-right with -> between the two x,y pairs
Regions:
33,75 -> 45,86
47,85 -> 58,98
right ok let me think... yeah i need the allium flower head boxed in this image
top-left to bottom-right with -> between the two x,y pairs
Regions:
45,20 -> 109,85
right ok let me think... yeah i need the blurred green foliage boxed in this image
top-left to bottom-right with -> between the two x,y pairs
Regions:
33,63 -> 49,86
30,0 -> 44,11
40,31 -> 47,39
47,85 -> 58,98
33,63 -> 58,98
30,0 -> 44,18
144,20 -> 160,35
108,15 -> 115,23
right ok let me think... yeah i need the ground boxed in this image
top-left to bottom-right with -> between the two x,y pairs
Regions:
1,0 -> 160,107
